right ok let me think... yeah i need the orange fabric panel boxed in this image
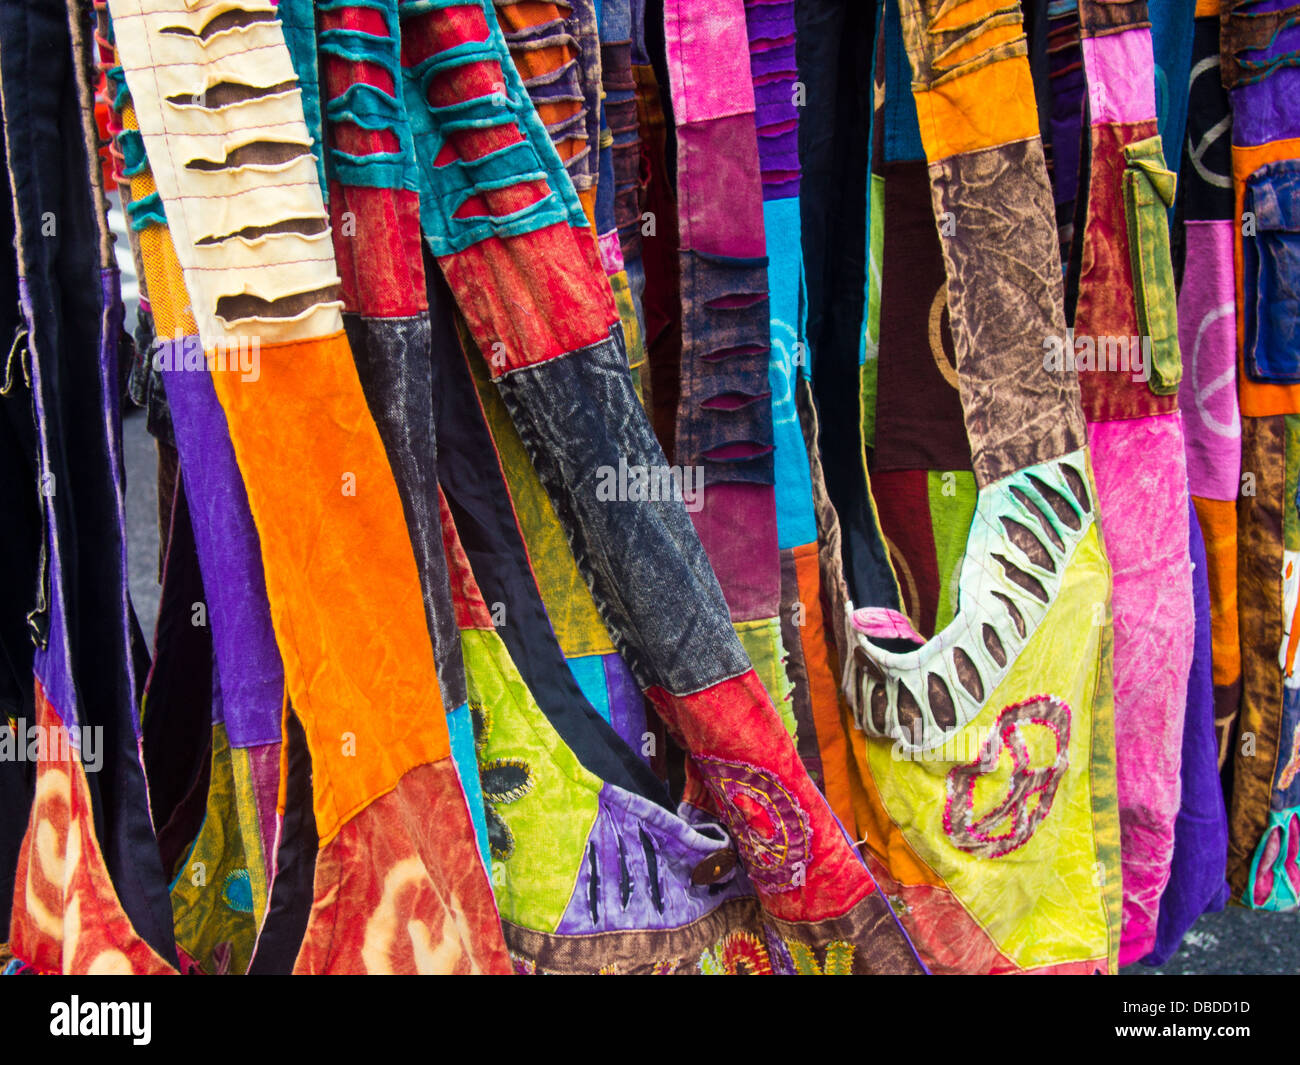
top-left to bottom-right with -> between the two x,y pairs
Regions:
1194,494 -> 1241,686
913,59 -> 1041,163
1194,0 -> 1220,16
495,1 -> 574,34
792,541 -> 854,830
843,701 -> 947,891
1235,137 -> 1300,416
209,331 -> 449,845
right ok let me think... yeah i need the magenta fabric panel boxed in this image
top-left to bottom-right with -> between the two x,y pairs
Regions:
663,0 -> 757,124
1089,413 -> 1195,965
1081,27 -> 1157,126
1178,220 -> 1241,502
676,117 -> 769,258
690,482 -> 780,622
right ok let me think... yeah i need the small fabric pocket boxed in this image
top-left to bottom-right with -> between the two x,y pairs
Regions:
1122,135 -> 1182,395
1243,160 -> 1300,383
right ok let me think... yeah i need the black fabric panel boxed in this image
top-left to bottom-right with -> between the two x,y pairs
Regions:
0,0 -> 175,961
797,0 -> 900,610
0,109 -> 39,945
247,709 -> 316,975
140,477 -> 213,870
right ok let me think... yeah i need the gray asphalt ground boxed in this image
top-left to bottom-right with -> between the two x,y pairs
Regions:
120,404 -> 1299,975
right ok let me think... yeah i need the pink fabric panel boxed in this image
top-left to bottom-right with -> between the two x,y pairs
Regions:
664,0 -> 757,124
1088,413 -> 1194,966
677,116 -> 768,258
851,607 -> 925,645
1178,220 -> 1241,501
691,482 -> 780,621
1082,28 -> 1157,126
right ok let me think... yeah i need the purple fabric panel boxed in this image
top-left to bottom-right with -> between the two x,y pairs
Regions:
1050,61 -> 1086,207
1089,413 -> 1195,966
555,782 -> 751,933
161,342 -> 284,749
746,1 -> 799,201
754,80 -> 798,133
603,651 -> 648,759
692,481 -> 781,620
762,176 -> 800,201
631,0 -> 648,64
676,116 -> 768,257
664,0 -> 757,124
1082,27 -> 1157,126
248,740 -> 282,879
745,0 -> 794,41
1178,221 -> 1241,501
750,35 -> 796,58
19,276 -> 77,728
758,127 -> 800,172
1142,495 -> 1230,965
1232,44 -> 1300,147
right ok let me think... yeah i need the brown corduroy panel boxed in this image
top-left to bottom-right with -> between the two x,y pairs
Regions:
1230,414 -> 1287,895
928,139 -> 1088,487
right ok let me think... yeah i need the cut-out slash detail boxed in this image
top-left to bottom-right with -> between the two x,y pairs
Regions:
214,285 -> 341,322
195,217 -> 329,245
186,141 -> 312,171
159,8 -> 277,41
703,293 -> 766,310
700,391 -> 772,411
845,453 -> 1094,751
168,81 -> 298,108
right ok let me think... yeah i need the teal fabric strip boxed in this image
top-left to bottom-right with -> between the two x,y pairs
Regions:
277,0 -> 329,196
399,0 -> 588,256
127,190 -> 167,230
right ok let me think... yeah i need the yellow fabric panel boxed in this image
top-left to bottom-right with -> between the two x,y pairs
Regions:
610,269 -> 647,405
865,524 -> 1113,970
229,744 -> 269,923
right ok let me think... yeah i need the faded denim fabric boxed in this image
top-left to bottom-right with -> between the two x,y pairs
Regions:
1243,160 -> 1300,383
495,325 -> 752,696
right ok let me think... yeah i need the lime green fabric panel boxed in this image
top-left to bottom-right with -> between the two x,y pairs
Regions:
610,268 -> 648,406
736,616 -> 797,739
460,627 -> 601,932
861,172 -> 886,447
1122,135 -> 1181,395
928,469 -> 977,631
169,724 -> 258,975
865,523 -> 1117,970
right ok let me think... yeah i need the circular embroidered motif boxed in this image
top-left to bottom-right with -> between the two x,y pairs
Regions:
694,756 -> 811,893
943,695 -> 1071,859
